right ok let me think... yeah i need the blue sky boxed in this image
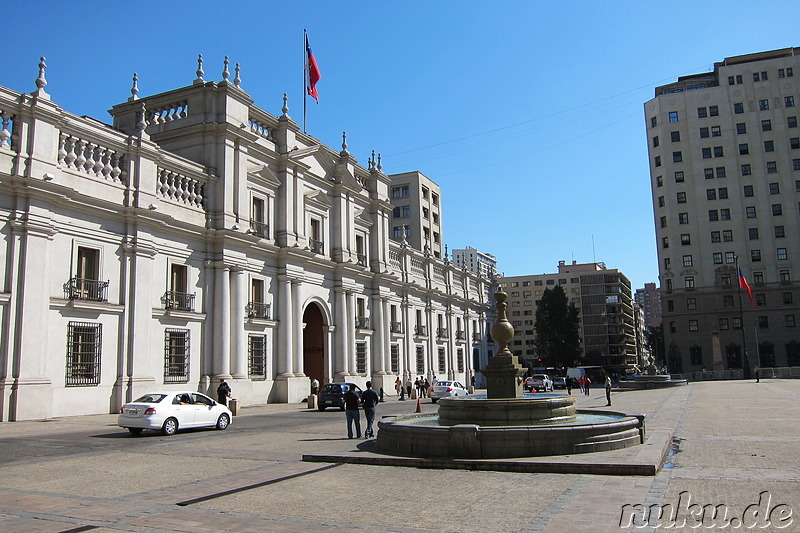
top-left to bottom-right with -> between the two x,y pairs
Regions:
3,1 -> 800,290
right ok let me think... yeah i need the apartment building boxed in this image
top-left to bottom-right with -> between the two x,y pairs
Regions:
452,246 -> 497,278
0,59 -> 492,421
388,171 -> 443,258
498,261 -> 637,370
634,282 -> 663,329
645,47 -> 800,373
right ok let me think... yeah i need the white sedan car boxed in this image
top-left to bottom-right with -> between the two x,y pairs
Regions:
118,391 -> 232,436
429,380 -> 468,403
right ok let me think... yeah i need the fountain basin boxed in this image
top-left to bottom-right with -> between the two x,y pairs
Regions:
377,409 -> 645,458
617,375 -> 688,389
437,394 -> 576,426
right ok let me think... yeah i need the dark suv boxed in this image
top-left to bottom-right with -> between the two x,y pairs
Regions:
317,382 -> 362,411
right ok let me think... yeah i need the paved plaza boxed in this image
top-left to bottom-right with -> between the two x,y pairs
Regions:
0,379 -> 798,532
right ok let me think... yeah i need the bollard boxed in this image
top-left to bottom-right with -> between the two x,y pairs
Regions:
415,397 -> 422,413
228,398 -> 240,416
308,394 -> 317,409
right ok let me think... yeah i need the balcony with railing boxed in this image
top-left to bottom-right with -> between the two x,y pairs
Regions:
456,330 -> 466,340
356,316 -> 370,330
249,219 -> 269,239
309,239 -> 324,254
246,302 -> 271,319
473,332 -> 483,342
391,321 -> 403,334
161,291 -> 196,312
437,327 -> 449,339
65,278 -> 109,302
356,253 -> 367,267
415,325 -> 427,336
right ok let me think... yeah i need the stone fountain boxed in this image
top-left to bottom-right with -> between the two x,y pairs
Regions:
377,288 -> 646,458
617,353 -> 688,390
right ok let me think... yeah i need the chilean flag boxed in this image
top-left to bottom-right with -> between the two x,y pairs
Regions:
305,34 -> 321,103
738,266 -> 754,308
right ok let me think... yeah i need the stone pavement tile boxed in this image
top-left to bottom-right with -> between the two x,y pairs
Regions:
676,439 -> 800,470
0,489 -> 90,513
0,516 -> 93,533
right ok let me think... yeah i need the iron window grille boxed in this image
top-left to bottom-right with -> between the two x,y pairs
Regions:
309,239 -> 324,254
457,348 -> 464,373
356,316 -> 370,330
390,321 -> 403,334
248,334 -> 267,380
437,327 -> 449,338
415,325 -> 427,336
65,278 -> 109,302
438,347 -> 446,373
161,291 -> 195,311
416,345 -> 425,374
66,322 -> 102,386
164,328 -> 190,383
390,344 -> 400,374
356,253 -> 367,267
249,219 -> 269,239
356,342 -> 367,374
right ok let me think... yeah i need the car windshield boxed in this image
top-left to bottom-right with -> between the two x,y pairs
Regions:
436,382 -> 453,387
133,394 -> 166,403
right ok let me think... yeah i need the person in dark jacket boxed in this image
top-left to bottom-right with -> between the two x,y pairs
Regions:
343,384 -> 362,439
217,379 -> 231,406
361,381 -> 380,438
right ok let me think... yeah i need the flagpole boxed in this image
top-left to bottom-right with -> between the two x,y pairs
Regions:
735,256 -> 752,379
303,29 -> 307,133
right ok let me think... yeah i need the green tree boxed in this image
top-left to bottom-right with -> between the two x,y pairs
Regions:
534,285 -> 581,368
644,324 -> 665,367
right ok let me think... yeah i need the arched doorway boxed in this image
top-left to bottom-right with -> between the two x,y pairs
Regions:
303,303 -> 326,384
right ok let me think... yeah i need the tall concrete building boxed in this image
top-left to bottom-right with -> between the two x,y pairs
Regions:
388,171 -> 443,259
634,282 -> 663,329
645,47 -> 800,373
452,246 -> 497,278
498,261 -> 637,371
0,59 -> 492,421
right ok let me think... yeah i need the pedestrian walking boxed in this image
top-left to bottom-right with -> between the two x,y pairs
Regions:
362,381 -> 380,438
395,376 -> 403,399
584,376 -> 591,396
755,366 -> 760,383
343,384 -> 361,439
578,376 -> 585,394
310,377 -> 319,396
216,378 -> 231,406
423,378 -> 430,398
406,378 -> 412,398
604,372 -> 612,406
566,377 -> 572,395
414,377 -> 420,398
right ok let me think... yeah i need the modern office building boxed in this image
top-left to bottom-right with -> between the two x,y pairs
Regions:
498,261 -> 637,371
0,58 -> 493,421
388,171 -> 443,259
645,47 -> 800,373
634,282 -> 663,329
452,246 -> 497,278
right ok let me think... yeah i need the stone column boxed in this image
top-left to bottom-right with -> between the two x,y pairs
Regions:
347,291 -> 356,375
372,294 -> 386,375
334,287 -> 348,378
214,265 -> 231,377
293,280 -> 305,377
230,268 -> 247,379
277,276 -> 293,376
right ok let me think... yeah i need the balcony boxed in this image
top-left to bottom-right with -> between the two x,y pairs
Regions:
65,278 -> 109,302
437,327 -> 449,339
309,239 -> 324,254
356,316 -> 370,330
415,325 -> 428,336
161,291 -> 195,312
356,253 -> 367,267
473,332 -> 482,342
391,321 -> 403,334
456,330 -> 466,340
246,302 -> 271,319
249,219 -> 269,239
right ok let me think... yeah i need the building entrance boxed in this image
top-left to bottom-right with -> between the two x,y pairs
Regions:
303,303 -> 326,384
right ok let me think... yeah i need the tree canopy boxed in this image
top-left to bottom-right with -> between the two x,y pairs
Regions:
534,285 -> 582,368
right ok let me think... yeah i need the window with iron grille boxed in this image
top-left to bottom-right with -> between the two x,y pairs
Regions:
164,328 -> 190,383
248,334 -> 267,380
356,342 -> 367,374
66,322 -> 102,386
438,347 -> 446,373
390,344 -> 400,374
416,345 -> 425,374
457,348 -> 464,373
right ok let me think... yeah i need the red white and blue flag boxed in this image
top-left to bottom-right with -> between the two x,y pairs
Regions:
305,33 -> 321,103
738,266 -> 754,308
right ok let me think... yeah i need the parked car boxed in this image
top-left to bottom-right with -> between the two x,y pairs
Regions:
318,382 -> 362,411
530,374 -> 553,392
523,377 -> 536,391
553,376 -> 567,389
429,380 -> 468,403
118,391 -> 232,436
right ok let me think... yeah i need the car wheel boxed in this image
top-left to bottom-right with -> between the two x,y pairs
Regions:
216,413 -> 230,430
339,405 -> 345,411
318,405 -> 326,411
431,398 -> 438,403
127,427 -> 143,435
161,417 -> 178,436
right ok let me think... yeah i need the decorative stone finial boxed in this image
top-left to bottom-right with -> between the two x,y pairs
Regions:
490,289 -> 514,356
33,57 -> 49,97
369,150 -> 375,170
234,63 -> 241,87
377,153 -> 382,171
445,244 -> 449,261
281,93 -> 289,118
341,131 -> 348,153
129,73 -> 139,101
195,54 -> 205,83
222,56 -> 230,81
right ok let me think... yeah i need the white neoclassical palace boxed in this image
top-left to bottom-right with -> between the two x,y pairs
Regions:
0,58 -> 493,421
